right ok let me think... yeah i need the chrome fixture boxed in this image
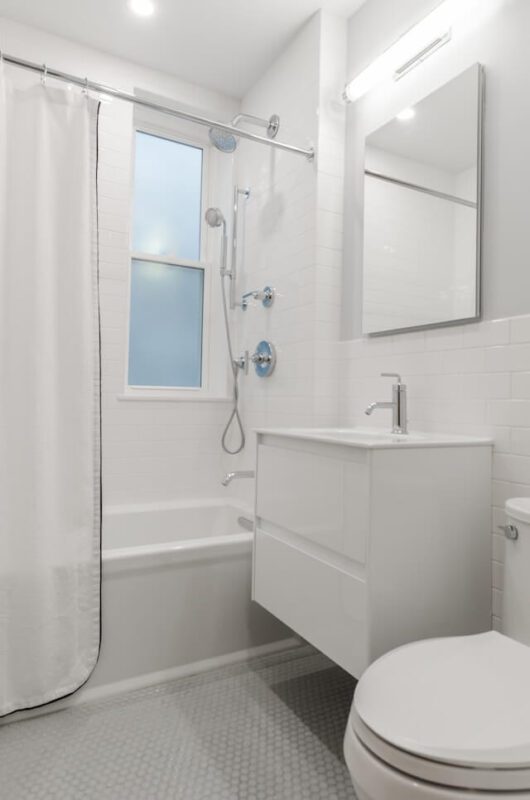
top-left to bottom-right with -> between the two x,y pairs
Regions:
1,53 -> 313,159
233,352 -> 250,373
499,523 -> 519,541
221,470 -> 255,487
204,206 -> 226,230
241,286 -> 275,310
209,113 -> 280,153
208,128 -> 238,154
229,186 -> 250,310
365,372 -> 408,434
232,113 -> 280,139
205,207 -> 229,278
238,516 -> 254,532
251,341 -> 276,378
232,341 -> 277,378
205,204 -> 245,455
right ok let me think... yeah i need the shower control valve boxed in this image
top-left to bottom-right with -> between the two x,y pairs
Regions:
250,341 -> 277,378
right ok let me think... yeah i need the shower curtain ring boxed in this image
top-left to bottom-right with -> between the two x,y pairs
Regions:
83,76 -> 89,96
41,64 -> 48,87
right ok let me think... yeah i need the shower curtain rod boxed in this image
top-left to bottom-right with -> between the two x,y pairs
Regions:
1,53 -> 315,161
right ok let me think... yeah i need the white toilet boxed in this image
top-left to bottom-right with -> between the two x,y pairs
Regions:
344,498 -> 530,800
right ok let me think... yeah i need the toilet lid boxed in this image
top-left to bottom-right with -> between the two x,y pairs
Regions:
355,631 -> 530,769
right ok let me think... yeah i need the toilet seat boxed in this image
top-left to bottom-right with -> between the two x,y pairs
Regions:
349,708 -> 530,792
350,631 -> 530,793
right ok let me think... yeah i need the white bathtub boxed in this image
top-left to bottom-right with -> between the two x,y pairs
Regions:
85,499 -> 290,695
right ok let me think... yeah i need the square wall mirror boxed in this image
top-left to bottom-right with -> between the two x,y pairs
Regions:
362,63 -> 484,336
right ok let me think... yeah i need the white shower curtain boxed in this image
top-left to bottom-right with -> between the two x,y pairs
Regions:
0,67 -> 101,716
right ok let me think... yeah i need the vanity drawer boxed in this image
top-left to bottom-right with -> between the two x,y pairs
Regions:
256,442 -> 369,563
253,529 -> 368,677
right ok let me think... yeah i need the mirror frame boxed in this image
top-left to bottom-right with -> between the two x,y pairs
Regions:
362,63 -> 485,337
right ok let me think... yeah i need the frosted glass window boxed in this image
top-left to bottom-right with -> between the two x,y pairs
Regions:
128,259 -> 204,387
133,131 -> 203,261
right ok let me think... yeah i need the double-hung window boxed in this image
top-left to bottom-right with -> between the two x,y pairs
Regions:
127,128 -> 208,393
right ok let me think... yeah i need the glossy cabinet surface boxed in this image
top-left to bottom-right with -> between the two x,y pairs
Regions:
253,429 -> 492,677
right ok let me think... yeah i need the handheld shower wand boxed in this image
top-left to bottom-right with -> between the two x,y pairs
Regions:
204,206 -> 228,273
205,206 -> 245,455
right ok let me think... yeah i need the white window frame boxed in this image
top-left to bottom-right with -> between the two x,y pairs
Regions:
123,121 -> 216,401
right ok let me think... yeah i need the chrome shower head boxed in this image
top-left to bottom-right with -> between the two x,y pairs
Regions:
208,127 -> 238,153
208,113 -> 280,154
204,207 -> 225,228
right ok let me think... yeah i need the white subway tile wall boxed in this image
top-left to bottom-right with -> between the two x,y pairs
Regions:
339,315 -> 530,629
93,80 -> 237,507
223,14 -> 346,507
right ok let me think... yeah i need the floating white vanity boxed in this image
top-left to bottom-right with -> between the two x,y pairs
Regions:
252,428 -> 492,678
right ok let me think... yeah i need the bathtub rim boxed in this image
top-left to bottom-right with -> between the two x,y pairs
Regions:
105,531 -> 253,573
103,497 -> 255,573
103,496 -> 252,519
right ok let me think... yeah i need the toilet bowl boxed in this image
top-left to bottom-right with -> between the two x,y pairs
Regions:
344,498 -> 530,799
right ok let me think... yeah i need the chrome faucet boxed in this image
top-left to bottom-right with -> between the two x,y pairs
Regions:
365,373 -> 408,435
221,470 -> 255,487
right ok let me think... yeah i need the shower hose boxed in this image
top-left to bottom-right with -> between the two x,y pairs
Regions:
220,272 -> 245,455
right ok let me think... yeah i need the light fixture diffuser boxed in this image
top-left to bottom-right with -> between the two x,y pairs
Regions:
344,0 -> 474,102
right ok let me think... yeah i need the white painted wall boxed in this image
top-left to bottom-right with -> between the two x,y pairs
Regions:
343,0 -> 530,338
341,0 -> 530,629
0,16 -> 239,506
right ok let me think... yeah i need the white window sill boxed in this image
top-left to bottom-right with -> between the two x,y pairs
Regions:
117,392 -> 231,404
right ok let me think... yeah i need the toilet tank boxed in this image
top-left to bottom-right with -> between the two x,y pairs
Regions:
504,498 -> 530,646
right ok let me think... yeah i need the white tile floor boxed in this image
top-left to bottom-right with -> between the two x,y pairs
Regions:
0,645 -> 357,799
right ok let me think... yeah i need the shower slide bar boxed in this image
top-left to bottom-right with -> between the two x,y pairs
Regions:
0,53 -> 315,161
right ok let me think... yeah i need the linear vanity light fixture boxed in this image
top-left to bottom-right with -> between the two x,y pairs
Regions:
344,0 -> 472,102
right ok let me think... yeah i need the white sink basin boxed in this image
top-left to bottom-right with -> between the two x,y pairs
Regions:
255,427 -> 492,449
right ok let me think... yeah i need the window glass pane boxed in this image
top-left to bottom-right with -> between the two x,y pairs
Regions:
132,131 -> 203,261
128,259 -> 204,387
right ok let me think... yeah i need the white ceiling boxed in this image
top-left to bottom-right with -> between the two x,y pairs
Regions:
0,0 -> 367,98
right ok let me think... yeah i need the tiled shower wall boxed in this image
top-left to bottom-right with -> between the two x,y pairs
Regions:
225,12 -> 346,505
339,315 -> 530,629
97,101 -> 233,505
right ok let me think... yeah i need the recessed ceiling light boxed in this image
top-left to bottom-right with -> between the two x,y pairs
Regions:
128,0 -> 156,17
396,107 -> 416,121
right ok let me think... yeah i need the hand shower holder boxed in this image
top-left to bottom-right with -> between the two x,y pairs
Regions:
234,352 -> 249,374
